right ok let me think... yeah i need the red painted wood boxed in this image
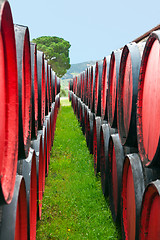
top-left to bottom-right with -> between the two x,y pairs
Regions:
140,180 -> 160,240
29,149 -> 37,240
137,32 -> 160,166
14,178 -> 27,240
0,1 -> 18,204
101,57 -> 107,119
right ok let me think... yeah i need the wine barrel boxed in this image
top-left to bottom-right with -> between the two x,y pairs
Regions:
57,77 -> 60,95
89,65 -> 96,112
94,60 -> 103,116
44,116 -> 51,175
84,105 -> 89,139
80,102 -> 86,135
51,102 -> 56,145
48,65 -> 52,111
117,42 -> 143,147
101,55 -> 110,120
17,148 -> 37,239
137,30 -> 160,166
14,24 -> 32,158
100,124 -> 116,196
51,70 -> 56,102
88,111 -> 94,154
31,133 -> 43,220
121,153 -> 160,240
85,107 -> 92,149
139,179 -> 160,240
0,1 -> 19,204
76,98 -> 81,121
93,116 -> 102,174
108,136 -> 137,223
87,67 -> 91,107
81,71 -> 85,102
37,50 -> 45,129
85,67 -> 90,106
0,175 -> 27,239
107,49 -> 122,128
30,43 -> 38,139
83,71 -> 87,104
108,133 -> 124,222
45,60 -> 49,116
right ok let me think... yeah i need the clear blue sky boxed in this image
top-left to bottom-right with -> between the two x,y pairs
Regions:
9,0 -> 160,64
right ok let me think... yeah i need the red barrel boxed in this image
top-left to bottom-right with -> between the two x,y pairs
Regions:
101,56 -> 110,120
0,1 -> 19,204
94,60 -> 103,116
45,60 -> 49,116
81,102 -> 86,135
17,148 -> 37,239
84,105 -> 89,136
93,116 -> 101,174
37,50 -> 45,129
87,67 -> 91,106
117,42 -> 142,147
39,125 -> 47,190
139,180 -> 160,240
81,71 -> 85,102
121,153 -> 145,240
121,153 -> 159,240
30,43 -> 38,139
51,70 -> 56,102
31,133 -> 43,220
108,133 -> 124,222
100,124 -> 116,196
89,65 -> 96,112
83,71 -> 87,104
107,49 -> 122,128
51,102 -> 55,145
48,65 -> 52,111
0,175 -> 27,239
57,77 -> 60,95
88,110 -> 94,154
14,24 -> 32,159
85,107 -> 92,150
85,68 -> 89,106
51,102 -> 57,144
44,116 -> 51,175
137,31 -> 160,166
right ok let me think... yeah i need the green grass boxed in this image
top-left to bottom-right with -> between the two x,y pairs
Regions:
36,99 -> 120,239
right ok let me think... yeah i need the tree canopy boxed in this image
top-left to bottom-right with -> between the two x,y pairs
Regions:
32,36 -> 71,77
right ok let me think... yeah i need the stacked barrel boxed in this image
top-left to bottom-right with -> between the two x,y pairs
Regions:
0,1 -> 60,239
69,30 -> 160,239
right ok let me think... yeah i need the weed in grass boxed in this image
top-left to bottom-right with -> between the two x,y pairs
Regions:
36,99 -> 121,240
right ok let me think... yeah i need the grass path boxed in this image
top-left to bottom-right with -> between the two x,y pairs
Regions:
36,99 -> 120,239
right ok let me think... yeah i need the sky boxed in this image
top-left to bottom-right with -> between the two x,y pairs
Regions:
9,0 -> 160,64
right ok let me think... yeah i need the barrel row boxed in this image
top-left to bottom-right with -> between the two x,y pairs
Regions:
69,29 -> 160,239
0,1 -> 60,239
